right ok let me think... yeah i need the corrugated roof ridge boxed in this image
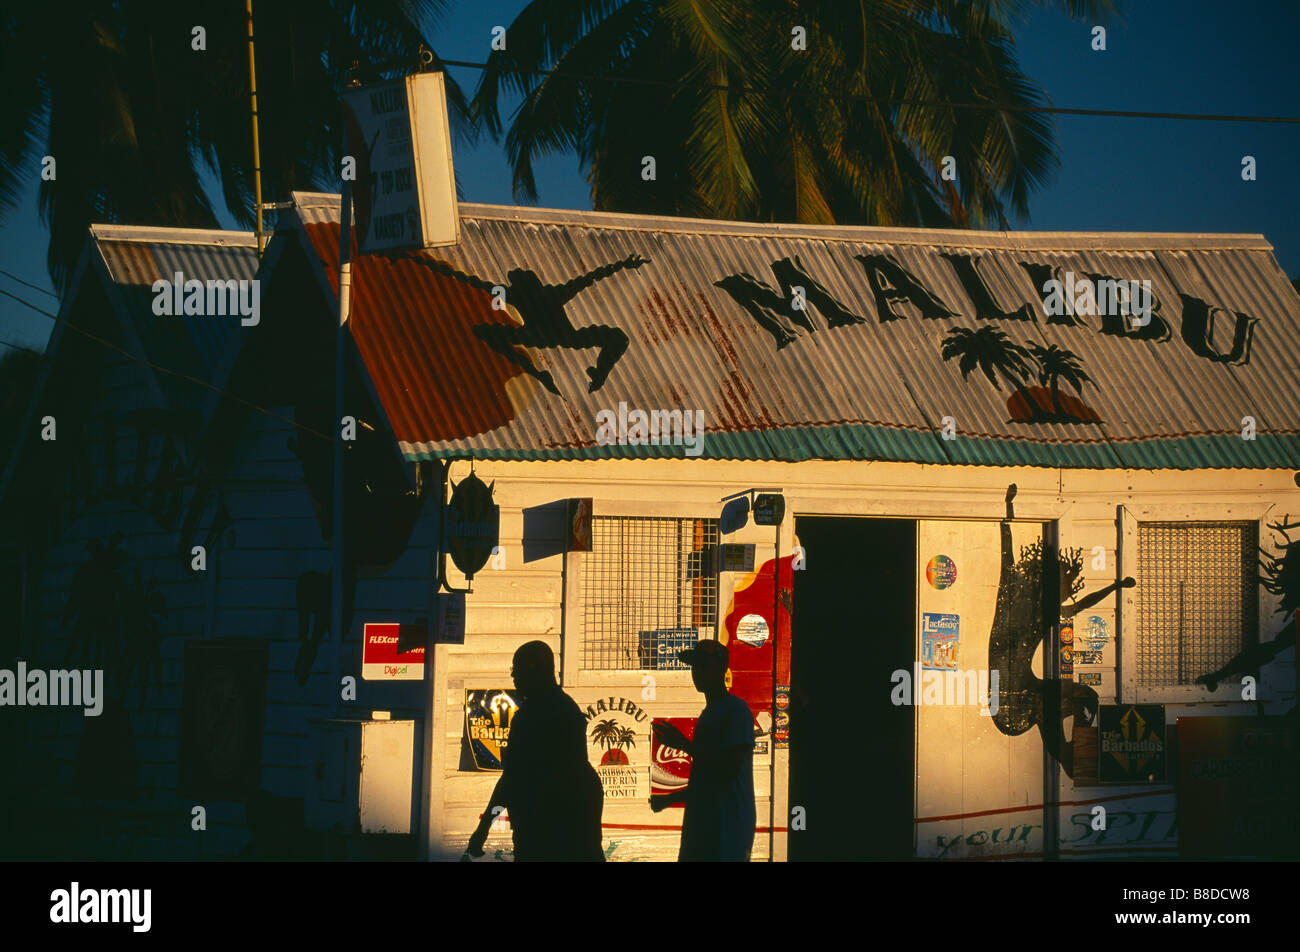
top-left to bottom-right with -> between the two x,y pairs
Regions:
90,224 -> 258,245
287,190 -> 1272,250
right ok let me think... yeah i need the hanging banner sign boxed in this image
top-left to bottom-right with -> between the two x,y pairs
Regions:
342,71 -> 459,253
752,494 -> 785,526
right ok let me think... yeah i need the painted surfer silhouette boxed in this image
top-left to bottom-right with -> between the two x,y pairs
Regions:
409,254 -> 648,395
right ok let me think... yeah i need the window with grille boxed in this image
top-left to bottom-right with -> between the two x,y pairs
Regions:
1135,521 -> 1258,688
582,516 -> 719,671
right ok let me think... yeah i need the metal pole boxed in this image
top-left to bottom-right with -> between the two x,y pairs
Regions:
246,0 -> 265,257
769,518 -> 779,862
332,180 -> 353,714
1042,519 -> 1060,861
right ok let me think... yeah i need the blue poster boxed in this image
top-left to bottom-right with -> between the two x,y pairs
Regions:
921,613 -> 960,670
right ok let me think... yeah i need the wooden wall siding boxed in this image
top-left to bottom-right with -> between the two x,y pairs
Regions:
14,331 -> 1297,865
17,340 -> 442,859
427,458 -> 1298,861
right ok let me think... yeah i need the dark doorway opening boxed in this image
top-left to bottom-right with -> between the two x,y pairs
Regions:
789,517 -> 915,860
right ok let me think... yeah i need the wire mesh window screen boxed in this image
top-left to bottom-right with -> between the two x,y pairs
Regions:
583,516 -> 719,671
1136,521 -> 1257,687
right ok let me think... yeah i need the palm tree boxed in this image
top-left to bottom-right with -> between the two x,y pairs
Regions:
590,717 -> 621,751
940,325 -> 1034,396
1027,343 -> 1093,416
1,1 -> 469,290
472,0 -> 1117,226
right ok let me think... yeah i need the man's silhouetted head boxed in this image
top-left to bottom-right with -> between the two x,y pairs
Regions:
679,639 -> 729,696
512,641 -> 556,697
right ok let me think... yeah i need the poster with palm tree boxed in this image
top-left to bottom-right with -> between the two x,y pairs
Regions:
589,716 -> 645,800
590,718 -> 637,766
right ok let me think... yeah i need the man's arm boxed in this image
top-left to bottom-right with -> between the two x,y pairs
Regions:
466,776 -> 509,856
649,789 -> 689,813
652,720 -> 693,757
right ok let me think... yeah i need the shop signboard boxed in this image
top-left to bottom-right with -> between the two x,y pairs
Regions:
341,72 -> 459,253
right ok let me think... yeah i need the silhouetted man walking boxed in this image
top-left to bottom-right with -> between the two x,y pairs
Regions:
651,639 -> 756,861
466,641 -> 604,861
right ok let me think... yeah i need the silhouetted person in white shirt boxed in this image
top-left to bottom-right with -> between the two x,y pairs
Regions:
651,639 -> 756,861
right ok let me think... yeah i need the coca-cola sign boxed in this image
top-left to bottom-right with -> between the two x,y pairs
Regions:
650,717 -> 696,805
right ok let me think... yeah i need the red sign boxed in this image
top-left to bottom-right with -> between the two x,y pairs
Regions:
723,554 -> 794,722
566,498 -> 592,552
650,717 -> 695,807
362,623 -> 426,680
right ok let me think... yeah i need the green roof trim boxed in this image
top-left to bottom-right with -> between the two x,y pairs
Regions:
400,425 -> 1300,469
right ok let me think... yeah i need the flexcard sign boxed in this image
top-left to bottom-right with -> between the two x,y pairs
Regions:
362,623 -> 426,680
342,72 -> 459,253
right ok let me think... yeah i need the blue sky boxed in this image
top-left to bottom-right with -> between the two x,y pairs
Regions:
2,0 -> 1296,352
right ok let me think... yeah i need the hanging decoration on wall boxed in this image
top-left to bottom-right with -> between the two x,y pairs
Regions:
444,470 -> 499,583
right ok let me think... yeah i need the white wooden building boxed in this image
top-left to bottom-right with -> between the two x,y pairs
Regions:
3,198 -> 1297,861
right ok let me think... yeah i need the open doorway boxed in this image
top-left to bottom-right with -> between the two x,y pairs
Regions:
789,517 -> 916,860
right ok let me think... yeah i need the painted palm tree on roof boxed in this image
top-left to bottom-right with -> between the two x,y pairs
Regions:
0,1 -> 470,290
941,324 -> 1034,396
1027,342 -> 1093,417
472,0 -> 1118,227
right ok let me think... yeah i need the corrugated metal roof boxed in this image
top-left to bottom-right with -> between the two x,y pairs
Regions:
286,192 -> 1300,469
92,225 -> 259,410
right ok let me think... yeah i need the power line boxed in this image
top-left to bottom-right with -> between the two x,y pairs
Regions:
0,286 -> 340,447
0,337 -> 42,356
442,57 -> 1300,125
0,267 -> 59,300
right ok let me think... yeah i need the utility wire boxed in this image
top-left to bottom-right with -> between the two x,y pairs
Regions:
441,57 -> 1300,125
0,267 -> 59,300
0,286 -> 341,447
0,336 -> 42,356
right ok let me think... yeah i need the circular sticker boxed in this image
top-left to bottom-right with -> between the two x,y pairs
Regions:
1083,615 -> 1109,650
926,555 -> 957,589
775,691 -> 790,711
1061,621 -> 1074,646
736,613 -> 770,647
